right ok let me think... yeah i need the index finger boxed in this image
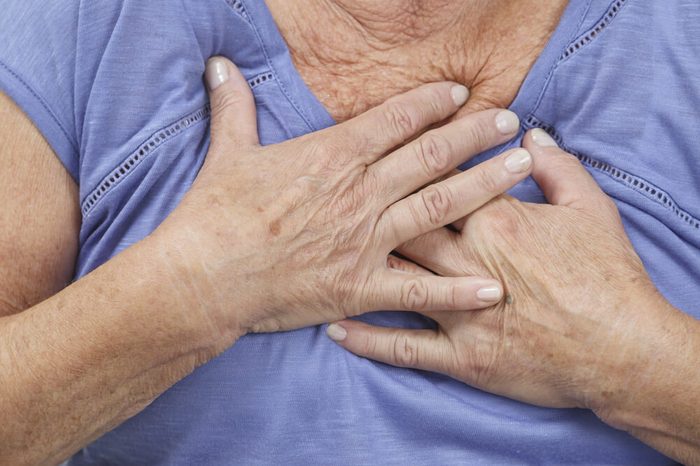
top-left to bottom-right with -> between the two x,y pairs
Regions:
339,82 -> 470,160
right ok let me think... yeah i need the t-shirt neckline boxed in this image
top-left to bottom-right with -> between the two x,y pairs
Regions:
250,0 -> 592,129
509,0 -> 593,119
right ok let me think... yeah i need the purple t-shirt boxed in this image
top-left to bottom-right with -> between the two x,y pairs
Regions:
0,0 -> 696,464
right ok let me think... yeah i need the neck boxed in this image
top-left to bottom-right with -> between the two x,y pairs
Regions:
266,0 -> 567,122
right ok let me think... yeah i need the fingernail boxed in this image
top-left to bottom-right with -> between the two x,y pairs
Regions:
531,128 -> 558,147
477,285 -> 503,302
206,58 -> 229,91
505,149 -> 532,174
495,110 -> 520,135
451,85 -> 470,106
326,323 -> 347,342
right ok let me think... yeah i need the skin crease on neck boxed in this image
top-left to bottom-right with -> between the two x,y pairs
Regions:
265,0 -> 568,122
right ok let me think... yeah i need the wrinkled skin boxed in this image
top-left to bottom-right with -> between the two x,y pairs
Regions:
0,57 -> 535,466
332,129 -> 682,414
157,57 -> 533,336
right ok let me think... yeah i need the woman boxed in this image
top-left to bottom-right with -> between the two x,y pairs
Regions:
0,0 -> 698,464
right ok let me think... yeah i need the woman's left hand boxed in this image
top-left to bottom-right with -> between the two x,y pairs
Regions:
326,128 -> 686,415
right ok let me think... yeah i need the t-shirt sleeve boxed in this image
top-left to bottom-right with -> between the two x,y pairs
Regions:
0,1 -> 80,181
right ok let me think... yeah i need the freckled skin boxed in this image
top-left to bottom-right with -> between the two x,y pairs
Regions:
0,51 -> 535,462
3,1 -> 699,464
269,219 -> 281,236
337,140 -> 700,464
0,93 -> 79,318
267,0 -> 568,122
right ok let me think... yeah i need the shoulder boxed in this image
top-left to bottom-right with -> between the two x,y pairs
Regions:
0,0 -> 84,180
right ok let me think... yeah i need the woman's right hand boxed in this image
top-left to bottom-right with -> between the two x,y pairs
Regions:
155,57 -> 532,337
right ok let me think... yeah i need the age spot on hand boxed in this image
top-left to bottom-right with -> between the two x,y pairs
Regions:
269,219 -> 281,236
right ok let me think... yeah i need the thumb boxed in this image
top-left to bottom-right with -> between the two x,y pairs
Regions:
523,128 -> 605,210
205,56 -> 259,148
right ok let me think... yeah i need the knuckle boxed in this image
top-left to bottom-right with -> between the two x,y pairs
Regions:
464,117 -> 492,151
383,101 -> 421,138
422,86 -> 448,115
416,133 -> 452,177
360,332 -> 379,357
428,97 -> 445,118
392,333 -> 419,367
387,256 -> 411,273
359,170 -> 380,200
419,185 -> 454,226
448,284 -> 459,309
334,185 -> 366,218
474,165 -> 503,195
334,122 -> 371,154
249,316 -> 284,334
400,278 -> 430,311
211,90 -> 245,117
468,196 -> 516,237
313,137 -> 352,172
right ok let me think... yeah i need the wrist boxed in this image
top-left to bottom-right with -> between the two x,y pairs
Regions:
587,291 -> 692,430
146,214 -> 262,345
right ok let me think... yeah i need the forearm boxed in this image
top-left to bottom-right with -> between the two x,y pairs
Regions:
0,234 -> 242,466
595,298 -> 700,465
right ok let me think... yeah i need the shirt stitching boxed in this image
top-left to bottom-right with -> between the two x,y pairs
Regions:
81,104 -> 211,218
525,0 -> 594,119
524,115 -> 700,230
0,59 -> 79,160
557,0 -> 630,65
224,0 -> 249,21
232,0 -> 318,132
79,74 -> 276,218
